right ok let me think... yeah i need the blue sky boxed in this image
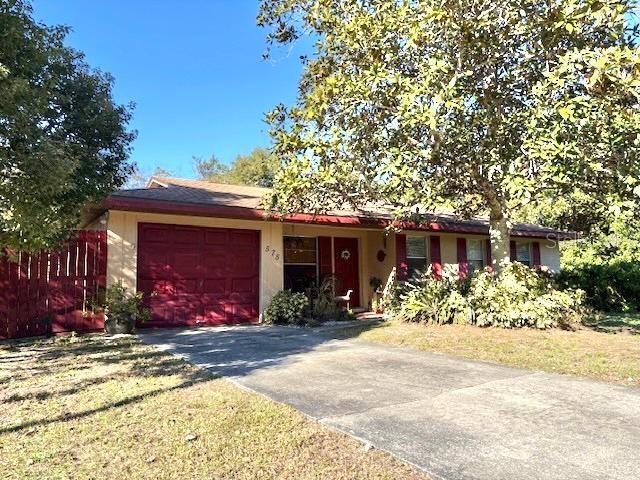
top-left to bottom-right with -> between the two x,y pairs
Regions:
31,0 -> 309,179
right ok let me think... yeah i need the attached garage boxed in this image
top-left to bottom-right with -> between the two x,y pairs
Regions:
137,222 -> 260,327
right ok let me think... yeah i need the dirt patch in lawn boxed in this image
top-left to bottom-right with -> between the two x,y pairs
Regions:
337,320 -> 640,387
0,335 -> 426,480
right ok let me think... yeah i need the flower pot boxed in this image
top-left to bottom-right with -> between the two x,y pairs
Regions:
104,315 -> 135,334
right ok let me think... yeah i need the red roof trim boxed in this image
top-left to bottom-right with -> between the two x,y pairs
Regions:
103,197 -> 573,240
103,197 -> 388,228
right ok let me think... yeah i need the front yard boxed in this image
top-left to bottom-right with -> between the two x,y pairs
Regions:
0,335 -> 425,480
339,316 -> 640,386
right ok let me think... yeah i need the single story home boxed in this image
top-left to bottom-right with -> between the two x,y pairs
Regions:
87,176 -> 572,328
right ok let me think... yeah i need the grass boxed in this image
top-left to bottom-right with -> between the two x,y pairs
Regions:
584,312 -> 640,333
0,335 -> 425,480
337,319 -> 640,387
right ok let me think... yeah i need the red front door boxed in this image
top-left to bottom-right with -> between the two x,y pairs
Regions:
137,223 -> 260,327
333,237 -> 360,308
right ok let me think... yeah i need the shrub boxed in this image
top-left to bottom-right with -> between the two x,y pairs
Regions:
378,277 -> 401,313
101,284 -> 151,334
369,276 -> 383,293
558,260 -> 640,313
557,214 -> 640,312
309,275 -> 342,321
468,263 -> 584,329
395,263 -> 585,329
263,290 -> 309,325
395,266 -> 473,325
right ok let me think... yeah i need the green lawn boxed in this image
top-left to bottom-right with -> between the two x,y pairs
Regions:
0,335 -> 425,480
338,319 -> 640,386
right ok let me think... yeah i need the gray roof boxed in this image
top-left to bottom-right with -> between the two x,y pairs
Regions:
107,176 -> 572,237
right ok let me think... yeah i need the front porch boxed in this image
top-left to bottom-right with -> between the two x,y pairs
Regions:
280,223 -> 396,311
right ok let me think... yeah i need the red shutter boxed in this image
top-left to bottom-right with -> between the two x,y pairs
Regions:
485,239 -> 493,272
510,240 -> 517,262
457,238 -> 468,279
318,236 -> 333,279
532,241 -> 541,268
396,234 -> 408,281
429,236 -> 442,279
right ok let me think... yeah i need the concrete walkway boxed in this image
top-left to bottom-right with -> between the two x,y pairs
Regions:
139,325 -> 640,480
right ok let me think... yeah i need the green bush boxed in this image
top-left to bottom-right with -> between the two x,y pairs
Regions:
395,264 -> 585,329
263,290 -> 309,325
396,267 -> 473,325
468,263 -> 584,329
309,275 -> 342,321
557,262 -> 640,312
557,214 -> 640,312
101,283 -> 151,334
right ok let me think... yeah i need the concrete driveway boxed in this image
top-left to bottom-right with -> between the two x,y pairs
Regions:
139,324 -> 640,480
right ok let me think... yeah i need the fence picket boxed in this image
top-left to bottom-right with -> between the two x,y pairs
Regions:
0,255 -> 9,339
86,231 -> 97,311
73,232 -> 91,330
17,253 -> 29,338
54,244 -> 69,333
7,256 -> 18,338
38,252 -> 49,336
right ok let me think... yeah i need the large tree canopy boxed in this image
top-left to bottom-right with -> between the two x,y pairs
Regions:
0,0 -> 135,251
194,147 -> 279,187
259,0 -> 640,270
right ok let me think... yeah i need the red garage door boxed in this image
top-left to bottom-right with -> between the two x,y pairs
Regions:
137,223 -> 260,327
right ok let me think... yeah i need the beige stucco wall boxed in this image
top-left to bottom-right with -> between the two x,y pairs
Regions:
367,230 -> 396,294
106,210 -> 563,319
539,237 -> 562,272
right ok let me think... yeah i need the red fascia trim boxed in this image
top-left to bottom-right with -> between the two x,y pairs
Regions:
396,220 -> 571,240
394,220 -> 487,235
103,197 -> 573,239
103,197 -> 388,228
509,229 -> 576,241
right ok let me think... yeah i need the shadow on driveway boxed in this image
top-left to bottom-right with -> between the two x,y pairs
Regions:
137,323 -> 363,377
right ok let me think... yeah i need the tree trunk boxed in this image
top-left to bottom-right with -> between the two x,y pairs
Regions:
489,215 -> 511,274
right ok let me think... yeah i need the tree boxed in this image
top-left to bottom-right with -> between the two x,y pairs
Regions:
124,166 -> 174,189
194,148 -> 279,187
258,0 -> 640,272
0,0 -> 135,251
151,166 -> 174,178
193,154 -> 230,182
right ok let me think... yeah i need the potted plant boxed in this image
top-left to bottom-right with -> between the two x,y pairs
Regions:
369,276 -> 384,313
101,284 -> 151,334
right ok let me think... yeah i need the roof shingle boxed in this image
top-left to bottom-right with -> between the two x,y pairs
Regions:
107,176 -> 572,238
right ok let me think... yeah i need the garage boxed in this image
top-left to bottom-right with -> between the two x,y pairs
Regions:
137,222 -> 260,327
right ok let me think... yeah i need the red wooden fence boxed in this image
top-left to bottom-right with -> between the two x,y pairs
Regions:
0,231 -> 107,340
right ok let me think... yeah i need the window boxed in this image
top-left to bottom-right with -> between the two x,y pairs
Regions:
283,236 -> 317,293
284,236 -> 317,264
406,236 -> 427,277
516,242 -> 531,266
467,239 -> 484,272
